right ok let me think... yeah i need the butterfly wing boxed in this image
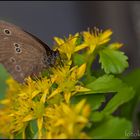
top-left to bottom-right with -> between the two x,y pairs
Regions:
0,20 -> 51,83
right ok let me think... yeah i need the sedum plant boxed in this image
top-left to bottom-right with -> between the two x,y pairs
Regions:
0,28 -> 137,139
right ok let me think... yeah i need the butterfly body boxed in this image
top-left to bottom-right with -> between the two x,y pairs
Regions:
0,20 -> 59,83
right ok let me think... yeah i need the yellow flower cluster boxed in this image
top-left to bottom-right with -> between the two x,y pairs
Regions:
0,28 -> 120,139
80,28 -> 112,54
45,99 -> 90,139
0,74 -> 89,138
54,33 -> 87,60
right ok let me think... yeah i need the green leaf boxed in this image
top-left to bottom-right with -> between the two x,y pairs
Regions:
82,75 -> 96,85
33,132 -> 38,139
119,68 -> 140,120
99,48 -> 128,74
86,75 -> 123,94
85,75 -> 135,115
30,120 -> 38,138
88,117 -> 132,139
73,53 -> 85,66
0,64 -> 9,99
71,94 -> 105,111
102,86 -> 135,115
90,111 -> 104,122
122,68 -> 140,94
25,123 -> 34,139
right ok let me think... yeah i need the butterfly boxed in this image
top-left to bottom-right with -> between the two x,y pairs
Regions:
0,20 -> 60,83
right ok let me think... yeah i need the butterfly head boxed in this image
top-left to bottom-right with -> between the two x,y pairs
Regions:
43,50 -> 62,68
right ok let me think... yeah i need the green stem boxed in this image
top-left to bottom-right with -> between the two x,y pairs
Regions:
22,127 -> 26,139
85,53 -> 96,81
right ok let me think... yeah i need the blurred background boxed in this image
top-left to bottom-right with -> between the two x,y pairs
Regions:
0,1 -> 140,138
0,1 -> 139,69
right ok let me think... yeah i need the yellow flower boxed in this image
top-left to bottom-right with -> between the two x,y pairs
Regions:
51,64 -> 90,103
5,77 -> 21,99
0,76 -> 57,138
0,75 -> 90,138
44,99 -> 91,139
81,28 -> 112,54
0,109 -> 12,137
54,33 -> 87,60
108,42 -> 123,49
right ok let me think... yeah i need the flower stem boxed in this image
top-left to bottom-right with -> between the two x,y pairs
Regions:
85,53 -> 96,81
22,127 -> 26,139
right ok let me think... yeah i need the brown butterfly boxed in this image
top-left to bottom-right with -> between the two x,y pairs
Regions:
0,20 -> 60,83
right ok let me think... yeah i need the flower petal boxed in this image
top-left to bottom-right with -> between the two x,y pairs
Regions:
22,114 -> 34,122
75,86 -> 90,92
54,37 -> 64,45
76,63 -> 86,79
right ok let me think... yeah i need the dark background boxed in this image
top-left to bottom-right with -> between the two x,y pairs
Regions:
0,1 -> 139,70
